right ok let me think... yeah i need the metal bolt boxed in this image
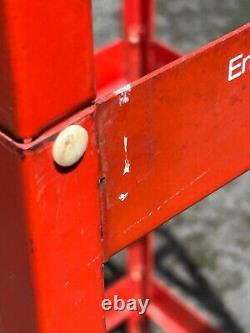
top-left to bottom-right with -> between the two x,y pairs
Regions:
52,125 -> 88,167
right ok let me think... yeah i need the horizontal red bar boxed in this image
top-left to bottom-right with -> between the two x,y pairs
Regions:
96,24 -> 250,258
148,278 -> 220,333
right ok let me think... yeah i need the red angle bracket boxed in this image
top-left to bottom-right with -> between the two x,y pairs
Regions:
97,24 -> 250,259
0,0 -> 249,332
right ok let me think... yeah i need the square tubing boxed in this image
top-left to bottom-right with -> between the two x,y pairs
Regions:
127,235 -> 154,333
0,1 -> 106,331
0,112 -> 106,333
0,0 -> 96,139
123,0 -> 155,80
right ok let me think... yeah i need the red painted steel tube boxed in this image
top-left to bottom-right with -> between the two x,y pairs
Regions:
123,0 -> 155,79
127,236 -> 154,333
105,237 -> 154,332
0,109 -> 105,333
0,0 -> 95,139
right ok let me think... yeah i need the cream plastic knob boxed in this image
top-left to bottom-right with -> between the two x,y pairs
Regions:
52,125 -> 88,167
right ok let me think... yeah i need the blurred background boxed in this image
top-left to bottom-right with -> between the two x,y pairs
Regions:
93,1 -> 250,332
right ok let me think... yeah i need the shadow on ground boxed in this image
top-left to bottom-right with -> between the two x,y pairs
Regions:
155,228 -> 244,333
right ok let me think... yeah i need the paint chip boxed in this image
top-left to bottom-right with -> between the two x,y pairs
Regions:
123,136 -> 131,175
115,84 -> 132,106
118,192 -> 129,201
123,159 -> 131,175
124,136 -> 128,152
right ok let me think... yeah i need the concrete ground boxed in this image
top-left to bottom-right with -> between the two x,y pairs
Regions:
93,1 -> 250,332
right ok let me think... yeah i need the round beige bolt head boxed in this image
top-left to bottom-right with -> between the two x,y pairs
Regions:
52,125 -> 88,167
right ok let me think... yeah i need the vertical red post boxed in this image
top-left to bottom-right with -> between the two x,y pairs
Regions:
0,0 -> 96,139
123,0 -> 155,80
127,235 -> 154,333
0,112 -> 106,333
0,1 -> 106,333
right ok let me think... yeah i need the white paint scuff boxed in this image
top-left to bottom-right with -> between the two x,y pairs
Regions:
123,160 -> 131,175
124,136 -> 128,153
118,137 -> 130,202
87,256 -> 99,267
118,193 -> 129,201
123,136 -> 131,175
115,84 -> 132,106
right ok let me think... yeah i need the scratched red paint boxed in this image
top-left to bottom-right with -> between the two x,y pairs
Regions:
97,25 -> 250,259
0,1 -> 95,139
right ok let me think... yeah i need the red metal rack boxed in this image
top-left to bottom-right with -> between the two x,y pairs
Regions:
0,0 -> 249,332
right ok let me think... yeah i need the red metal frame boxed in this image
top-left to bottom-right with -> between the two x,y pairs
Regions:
0,0 -> 95,139
0,108 -> 106,333
97,24 -> 250,258
124,0 -> 155,78
0,1 -> 248,332
106,237 -> 220,333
